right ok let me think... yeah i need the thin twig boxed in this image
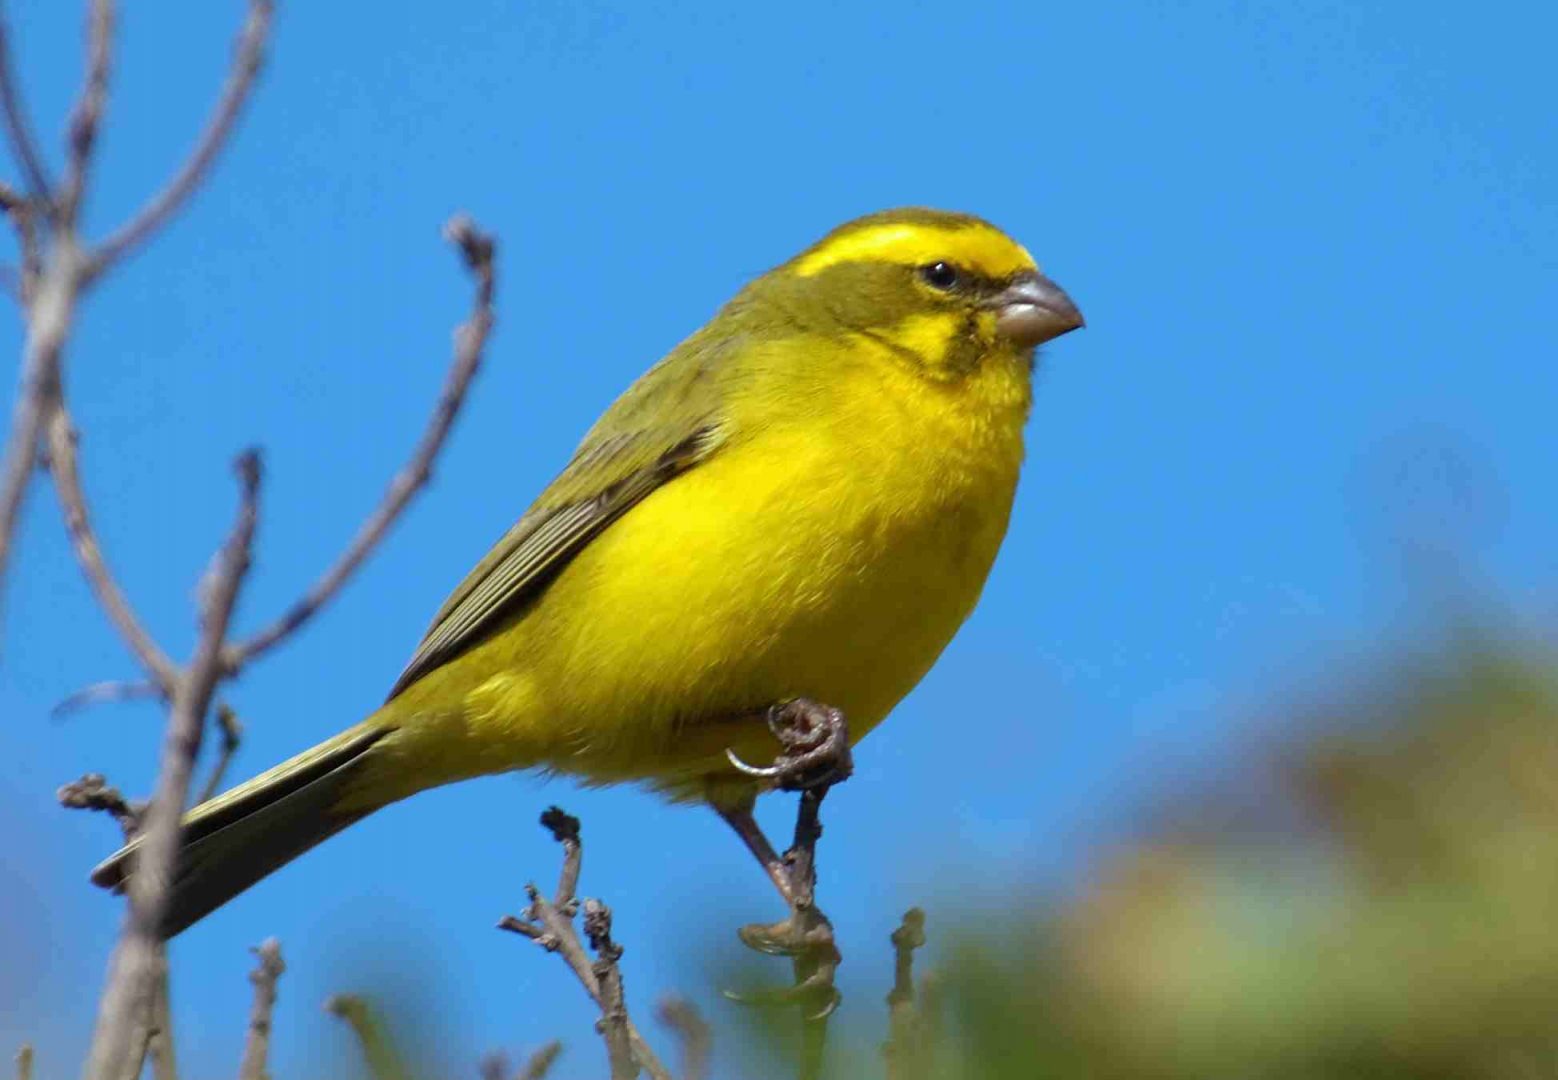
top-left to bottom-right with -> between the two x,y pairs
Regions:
655,999 -> 710,1080
224,213 -> 497,670
325,995 -> 410,1080
0,6 -> 52,198
52,678 -> 162,717
58,0 -> 114,226
498,808 -> 671,1080
237,939 -> 284,1080
195,703 -> 242,804
14,1045 -> 32,1080
85,0 -> 273,280
883,908 -> 927,1080
516,1042 -> 563,1080
582,900 -> 635,1080
45,402 -> 178,693
82,450 -> 261,1080
58,771 -> 142,841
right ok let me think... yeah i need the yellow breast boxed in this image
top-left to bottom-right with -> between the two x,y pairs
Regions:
395,334 -> 1031,800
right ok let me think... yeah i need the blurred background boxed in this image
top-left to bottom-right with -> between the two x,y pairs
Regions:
1,1 -> 1555,1077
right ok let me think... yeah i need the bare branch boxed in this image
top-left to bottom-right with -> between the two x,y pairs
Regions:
45,402 -> 178,693
52,678 -> 162,717
516,1042 -> 563,1080
195,703 -> 242,804
145,974 -> 177,1080
225,213 -> 497,670
0,238 -> 80,623
655,999 -> 710,1080
237,939 -> 284,1080
480,1042 -> 562,1080
0,182 -> 41,303
58,0 -> 114,226
86,0 -> 272,280
58,771 -> 142,841
14,1044 -> 32,1080
498,808 -> 672,1080
0,6 -> 52,198
325,995 -> 410,1080
83,450 -> 261,1080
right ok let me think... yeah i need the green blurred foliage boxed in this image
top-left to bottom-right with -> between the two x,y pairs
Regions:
894,644 -> 1558,1080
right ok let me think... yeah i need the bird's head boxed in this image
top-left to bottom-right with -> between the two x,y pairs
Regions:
751,208 -> 1083,379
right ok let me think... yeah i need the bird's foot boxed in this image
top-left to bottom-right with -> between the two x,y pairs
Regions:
725,697 -> 853,791
728,911 -> 843,1020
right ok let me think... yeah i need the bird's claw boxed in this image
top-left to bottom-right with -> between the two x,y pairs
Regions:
724,698 -> 853,791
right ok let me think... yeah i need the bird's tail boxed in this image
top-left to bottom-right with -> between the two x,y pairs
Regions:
90,721 -> 393,938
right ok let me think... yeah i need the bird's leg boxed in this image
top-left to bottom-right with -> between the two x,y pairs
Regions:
716,698 -> 851,1036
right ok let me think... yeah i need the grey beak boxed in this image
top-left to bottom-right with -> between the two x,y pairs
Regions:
991,272 -> 1084,348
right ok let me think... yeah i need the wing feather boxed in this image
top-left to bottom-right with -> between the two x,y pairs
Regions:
385,334 -> 735,699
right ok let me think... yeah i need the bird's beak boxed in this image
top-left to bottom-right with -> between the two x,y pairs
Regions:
990,272 -> 1084,348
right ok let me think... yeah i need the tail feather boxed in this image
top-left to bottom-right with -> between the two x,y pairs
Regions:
91,723 -> 391,937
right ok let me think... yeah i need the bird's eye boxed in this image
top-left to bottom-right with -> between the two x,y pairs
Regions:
919,262 -> 960,290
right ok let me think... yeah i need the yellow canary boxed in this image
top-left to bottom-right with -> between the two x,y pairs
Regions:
94,208 -> 1083,933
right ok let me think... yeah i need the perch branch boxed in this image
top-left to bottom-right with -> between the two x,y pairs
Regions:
222,213 -> 496,671
85,0 -> 272,280
237,939 -> 284,1080
715,699 -> 853,1080
14,1045 -> 32,1080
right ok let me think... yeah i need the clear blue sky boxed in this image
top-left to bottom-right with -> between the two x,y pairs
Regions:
2,1 -> 1555,1076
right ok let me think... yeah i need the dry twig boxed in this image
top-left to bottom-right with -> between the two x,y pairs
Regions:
655,999 -> 710,1080
0,7 -> 51,198
326,995 -> 410,1080
516,1042 -> 564,1080
13,1045 -> 33,1080
883,908 -> 927,1080
85,0 -> 273,280
82,452 -> 261,1079
58,771 -> 142,840
237,939 -> 284,1080
498,808 -> 672,1080
46,404 -> 178,693
195,703 -> 243,805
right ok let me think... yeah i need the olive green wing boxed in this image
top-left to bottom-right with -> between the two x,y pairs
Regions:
386,336 -> 733,699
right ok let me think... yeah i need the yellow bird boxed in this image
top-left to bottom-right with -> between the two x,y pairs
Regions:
94,208 -> 1083,934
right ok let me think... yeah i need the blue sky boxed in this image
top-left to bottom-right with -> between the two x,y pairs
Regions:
2,1 -> 1555,1076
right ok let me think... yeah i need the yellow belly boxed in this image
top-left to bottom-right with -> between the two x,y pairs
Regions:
379,345 -> 1030,803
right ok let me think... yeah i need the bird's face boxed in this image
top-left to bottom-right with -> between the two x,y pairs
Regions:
755,208 -> 1083,380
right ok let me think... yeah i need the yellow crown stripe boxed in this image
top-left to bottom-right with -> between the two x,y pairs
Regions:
791,222 -> 1036,280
